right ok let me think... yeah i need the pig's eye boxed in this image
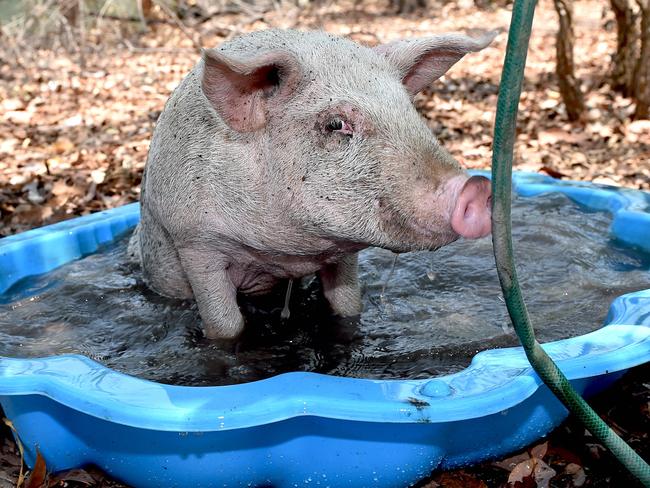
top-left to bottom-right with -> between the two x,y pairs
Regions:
325,117 -> 353,136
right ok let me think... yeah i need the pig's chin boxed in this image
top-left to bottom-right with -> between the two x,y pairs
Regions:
383,228 -> 460,253
369,216 -> 461,253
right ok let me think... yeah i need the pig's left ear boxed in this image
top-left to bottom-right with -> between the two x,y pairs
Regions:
201,48 -> 302,132
375,31 -> 497,97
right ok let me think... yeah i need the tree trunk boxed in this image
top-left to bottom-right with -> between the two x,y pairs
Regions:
62,0 -> 78,26
610,0 -> 639,97
553,0 -> 585,121
137,0 -> 153,29
633,0 -> 650,119
77,0 -> 86,70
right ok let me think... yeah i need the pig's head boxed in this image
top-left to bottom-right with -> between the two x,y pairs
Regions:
201,30 -> 494,253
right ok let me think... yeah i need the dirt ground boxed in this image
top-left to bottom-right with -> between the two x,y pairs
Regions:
0,0 -> 648,486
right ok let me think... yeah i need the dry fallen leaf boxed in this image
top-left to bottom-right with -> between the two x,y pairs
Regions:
434,471 -> 487,488
531,458 -> 556,488
627,119 -> 650,134
3,111 -> 33,125
24,450 -> 46,488
49,468 -> 97,486
530,442 -> 548,460
1,98 -> 24,111
564,462 -> 587,487
507,457 -> 557,488
539,165 -> 568,179
50,138 -> 75,155
508,458 -> 534,484
506,443 -> 556,488
494,452 -> 531,472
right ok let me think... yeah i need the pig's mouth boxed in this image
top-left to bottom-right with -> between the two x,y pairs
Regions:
373,199 -> 461,253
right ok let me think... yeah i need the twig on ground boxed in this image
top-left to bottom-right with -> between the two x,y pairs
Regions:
152,0 -> 204,52
122,38 -> 196,54
2,418 -> 24,488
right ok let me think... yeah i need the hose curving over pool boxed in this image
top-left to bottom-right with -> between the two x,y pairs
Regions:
490,0 -> 650,485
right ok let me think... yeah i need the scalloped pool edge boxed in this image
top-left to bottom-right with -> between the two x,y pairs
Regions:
0,172 -> 649,488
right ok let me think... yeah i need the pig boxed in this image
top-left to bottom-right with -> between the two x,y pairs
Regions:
129,29 -> 494,340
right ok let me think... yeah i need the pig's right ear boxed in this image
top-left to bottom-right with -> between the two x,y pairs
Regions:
201,49 -> 301,132
374,31 -> 497,98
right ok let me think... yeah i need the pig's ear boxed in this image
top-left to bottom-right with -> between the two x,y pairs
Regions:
375,31 -> 497,97
201,49 -> 301,132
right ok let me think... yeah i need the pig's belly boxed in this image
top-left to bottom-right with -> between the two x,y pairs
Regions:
227,259 -> 325,295
234,273 -> 282,295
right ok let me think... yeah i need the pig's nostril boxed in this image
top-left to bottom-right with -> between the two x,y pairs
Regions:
450,175 -> 492,239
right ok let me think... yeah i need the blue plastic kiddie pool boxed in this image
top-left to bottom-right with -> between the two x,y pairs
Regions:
1,172 -> 649,488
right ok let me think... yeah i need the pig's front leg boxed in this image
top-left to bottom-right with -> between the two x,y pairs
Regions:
178,248 -> 244,340
319,253 -> 362,317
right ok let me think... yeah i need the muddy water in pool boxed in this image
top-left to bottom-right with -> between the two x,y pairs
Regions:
1,193 -> 649,386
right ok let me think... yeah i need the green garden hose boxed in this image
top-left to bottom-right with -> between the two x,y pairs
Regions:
490,0 -> 650,485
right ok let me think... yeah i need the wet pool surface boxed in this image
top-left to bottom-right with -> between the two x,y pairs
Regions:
1,193 -> 649,386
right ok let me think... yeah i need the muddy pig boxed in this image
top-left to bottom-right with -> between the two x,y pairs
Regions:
129,29 -> 495,339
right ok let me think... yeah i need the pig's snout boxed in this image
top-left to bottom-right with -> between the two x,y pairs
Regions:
450,175 -> 492,239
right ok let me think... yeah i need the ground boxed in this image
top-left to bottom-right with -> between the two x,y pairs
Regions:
0,0 -> 648,486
